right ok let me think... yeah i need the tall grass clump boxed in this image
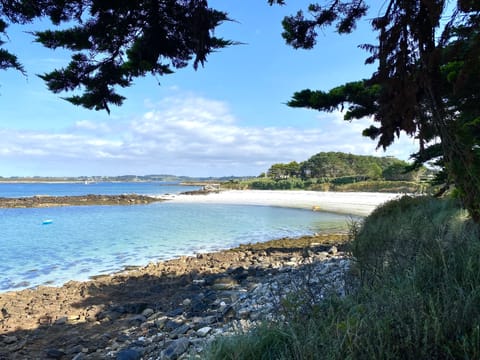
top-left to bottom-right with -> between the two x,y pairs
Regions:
343,196 -> 480,359
203,196 -> 480,359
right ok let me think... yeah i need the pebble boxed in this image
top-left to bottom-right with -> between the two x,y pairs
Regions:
116,348 -> 142,360
162,337 -> 190,360
2,335 -> 18,344
17,246 -> 350,360
72,353 -> 86,360
142,308 -> 155,318
182,298 -> 192,306
46,348 -> 66,359
196,326 -> 212,337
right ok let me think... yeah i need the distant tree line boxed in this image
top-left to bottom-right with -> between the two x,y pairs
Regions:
236,152 -> 433,192
265,152 -> 428,182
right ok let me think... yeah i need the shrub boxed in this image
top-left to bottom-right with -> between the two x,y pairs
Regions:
203,196 -> 480,359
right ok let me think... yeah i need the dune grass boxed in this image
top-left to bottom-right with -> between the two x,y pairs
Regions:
203,196 -> 480,359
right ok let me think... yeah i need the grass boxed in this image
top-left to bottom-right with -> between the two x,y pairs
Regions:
202,195 -> 480,359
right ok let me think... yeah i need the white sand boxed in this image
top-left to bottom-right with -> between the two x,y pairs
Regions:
163,190 -> 401,216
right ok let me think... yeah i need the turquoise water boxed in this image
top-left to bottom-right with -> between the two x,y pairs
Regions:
0,183 -> 355,292
0,181 -> 199,197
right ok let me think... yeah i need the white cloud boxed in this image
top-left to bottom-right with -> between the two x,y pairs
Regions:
73,120 -> 112,133
0,94 -> 419,176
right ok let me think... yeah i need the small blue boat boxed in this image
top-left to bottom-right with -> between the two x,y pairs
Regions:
42,219 -> 53,225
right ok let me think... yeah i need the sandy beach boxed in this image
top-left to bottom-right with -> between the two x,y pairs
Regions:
167,190 -> 401,216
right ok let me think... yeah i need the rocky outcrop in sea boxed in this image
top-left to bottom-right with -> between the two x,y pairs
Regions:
0,194 -> 160,208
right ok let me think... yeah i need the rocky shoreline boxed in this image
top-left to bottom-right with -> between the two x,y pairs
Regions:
0,234 -> 351,360
0,194 -> 161,208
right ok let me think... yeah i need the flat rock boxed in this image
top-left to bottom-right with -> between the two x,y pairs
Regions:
2,335 -> 18,344
46,348 -> 66,359
196,326 -> 212,337
116,348 -> 142,360
162,337 -> 190,360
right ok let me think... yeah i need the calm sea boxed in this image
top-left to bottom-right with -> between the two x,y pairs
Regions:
0,181 -> 198,198
0,182 -> 355,292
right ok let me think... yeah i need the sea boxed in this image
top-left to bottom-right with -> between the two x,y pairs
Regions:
0,182 -> 356,293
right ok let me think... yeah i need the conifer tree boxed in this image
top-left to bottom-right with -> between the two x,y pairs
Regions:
276,1 -> 480,221
0,0 -> 232,113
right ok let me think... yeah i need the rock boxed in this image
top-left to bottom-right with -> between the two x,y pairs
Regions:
164,319 -> 184,332
122,302 -> 149,314
1,307 -> 9,319
212,276 -> 239,290
7,339 -> 27,352
229,266 -> 248,281
162,337 -> 190,360
140,320 -> 156,330
68,314 -> 81,323
316,251 -> 329,260
127,314 -> 147,325
116,348 -> 142,360
186,299 -> 209,317
54,316 -> 68,325
182,298 -> 192,306
131,338 -> 146,347
46,348 -> 66,359
142,308 -> 155,317
116,334 -> 130,343
66,345 -> 85,355
2,335 -> 18,344
328,246 -> 338,255
192,315 -> 216,328
154,316 -> 168,329
171,323 -> 191,337
72,353 -> 86,360
196,326 -> 212,337
167,308 -> 183,317
237,308 -> 251,319
221,304 -> 235,320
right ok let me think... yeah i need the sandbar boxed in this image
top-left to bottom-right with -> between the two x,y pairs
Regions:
166,190 -> 401,216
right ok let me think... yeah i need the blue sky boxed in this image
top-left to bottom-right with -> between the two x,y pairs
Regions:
0,1 -> 417,177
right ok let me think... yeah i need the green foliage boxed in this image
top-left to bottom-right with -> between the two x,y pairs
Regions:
204,324 -> 296,360
0,18 -> 24,72
292,151 -> 413,180
280,1 -> 368,49
332,180 -> 431,194
267,161 -> 301,179
204,196 -> 480,360
278,1 -> 480,221
352,196 -> 469,283
330,175 -> 366,185
288,80 -> 380,121
381,160 -> 420,181
223,151 -> 432,192
249,178 -> 305,190
0,1 -> 232,112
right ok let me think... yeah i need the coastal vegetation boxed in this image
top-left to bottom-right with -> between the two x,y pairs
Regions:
204,195 -> 480,359
204,2 -> 480,357
222,152 -> 434,193
277,1 -> 480,222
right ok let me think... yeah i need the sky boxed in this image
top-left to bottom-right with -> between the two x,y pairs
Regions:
0,1 -> 418,177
